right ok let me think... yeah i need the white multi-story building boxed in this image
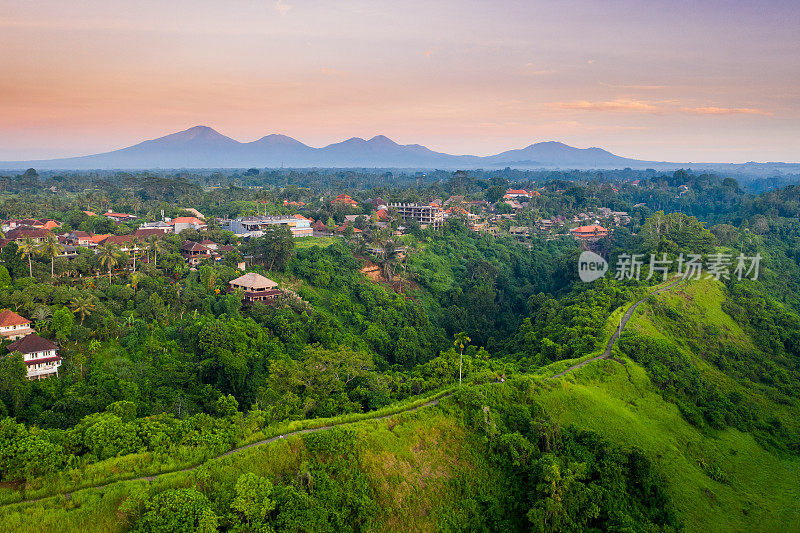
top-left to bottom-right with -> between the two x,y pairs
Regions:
221,215 -> 313,238
389,203 -> 444,230
6,333 -> 61,380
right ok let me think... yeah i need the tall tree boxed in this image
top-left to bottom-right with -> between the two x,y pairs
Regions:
97,242 -> 121,281
16,237 -> 36,278
69,296 -> 96,325
147,236 -> 163,269
454,331 -> 471,386
38,235 -> 64,278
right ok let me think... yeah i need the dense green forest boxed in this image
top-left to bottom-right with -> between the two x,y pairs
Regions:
0,168 -> 799,531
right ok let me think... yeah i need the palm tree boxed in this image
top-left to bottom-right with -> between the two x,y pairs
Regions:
38,235 -> 64,278
130,237 -> 142,272
381,240 -> 402,282
17,237 -> 37,277
453,332 -> 471,386
69,296 -> 96,325
147,236 -> 162,269
32,306 -> 52,333
97,242 -> 121,281
127,271 -> 141,293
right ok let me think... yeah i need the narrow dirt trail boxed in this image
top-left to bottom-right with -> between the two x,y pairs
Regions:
3,279 -> 683,508
550,278 -> 683,378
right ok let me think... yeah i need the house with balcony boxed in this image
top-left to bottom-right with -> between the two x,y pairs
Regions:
229,272 -> 282,303
6,333 -> 61,379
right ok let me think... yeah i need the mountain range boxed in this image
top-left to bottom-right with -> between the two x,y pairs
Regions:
0,125 -> 797,173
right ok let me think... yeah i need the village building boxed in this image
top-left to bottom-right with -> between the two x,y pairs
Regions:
171,216 -> 208,233
138,221 -> 173,234
221,215 -> 313,238
66,230 -> 95,247
570,224 -> 609,240
181,241 -> 214,266
104,211 -> 137,223
228,272 -> 282,303
389,203 -> 444,230
4,228 -> 53,243
6,333 -> 61,379
134,227 -> 168,239
0,309 -> 34,341
331,194 -> 359,207
312,220 -> 330,236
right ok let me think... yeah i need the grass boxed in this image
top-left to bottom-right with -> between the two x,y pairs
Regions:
0,385 -> 457,507
543,278 -> 800,531
0,390 -> 492,533
294,236 -> 339,249
535,359 -> 800,532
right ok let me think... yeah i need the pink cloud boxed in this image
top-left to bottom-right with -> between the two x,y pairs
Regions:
549,98 -> 659,112
682,106 -> 773,116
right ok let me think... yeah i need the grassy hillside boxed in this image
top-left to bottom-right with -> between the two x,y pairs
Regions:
2,279 -> 798,532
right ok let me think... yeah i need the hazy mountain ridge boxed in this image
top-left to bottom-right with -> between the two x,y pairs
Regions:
1,125 -> 798,172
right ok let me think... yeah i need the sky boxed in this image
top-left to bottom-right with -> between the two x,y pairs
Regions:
1,0 -> 798,162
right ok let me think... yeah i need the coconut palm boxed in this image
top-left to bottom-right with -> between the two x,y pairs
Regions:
130,237 -> 142,272
127,271 -> 141,293
453,331 -> 471,386
69,296 -> 96,325
147,236 -> 163,269
38,235 -> 64,278
17,237 -> 37,277
97,242 -> 121,281
381,240 -> 402,282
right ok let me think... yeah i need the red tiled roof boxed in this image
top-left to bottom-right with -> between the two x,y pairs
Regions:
5,228 -> 52,240
134,228 -> 164,238
98,235 -> 133,245
181,241 -> 209,252
105,212 -> 136,219
0,309 -> 31,327
7,333 -> 57,354
171,216 -> 205,225
571,225 -> 608,234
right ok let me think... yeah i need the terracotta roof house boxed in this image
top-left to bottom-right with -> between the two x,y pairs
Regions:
7,333 -> 61,379
229,273 -> 281,302
334,221 -> 362,234
374,208 -> 390,222
0,309 -> 34,340
134,228 -> 167,239
66,230 -> 94,247
180,240 -> 217,266
170,216 -> 207,233
181,241 -> 209,255
5,228 -> 52,243
83,211 -> 98,217
332,194 -> 359,207
570,224 -> 609,240
96,234 -> 135,248
313,220 -> 329,235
